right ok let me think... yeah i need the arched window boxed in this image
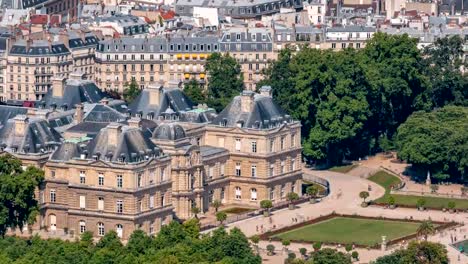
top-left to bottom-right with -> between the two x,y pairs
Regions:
116,224 -> 123,238
235,187 -> 242,200
98,222 -> 105,236
250,188 -> 257,201
79,220 -> 86,233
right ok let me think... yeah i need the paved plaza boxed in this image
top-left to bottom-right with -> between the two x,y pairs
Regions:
214,166 -> 468,264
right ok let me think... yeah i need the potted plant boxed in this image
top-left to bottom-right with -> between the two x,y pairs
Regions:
388,196 -> 396,209
359,191 -> 369,207
266,244 -> 275,256
416,198 -> 426,211
306,185 -> 319,204
216,211 -> 227,226
287,252 -> 296,262
191,206 -> 200,219
313,242 -> 322,252
211,199 -> 222,212
282,239 -> 291,251
448,201 -> 456,213
260,200 -> 273,217
461,186 -> 468,197
345,244 -> 352,253
286,192 -> 299,210
430,184 -> 439,194
299,248 -> 307,259
352,251 -> 359,261
250,235 -> 260,255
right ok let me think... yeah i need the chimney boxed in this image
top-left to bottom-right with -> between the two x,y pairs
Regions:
52,76 -> 66,97
69,71 -> 85,80
240,90 -> 255,112
128,117 -> 141,128
259,86 -> 272,97
107,123 -> 122,146
74,104 -> 84,123
13,115 -> 29,137
147,84 -> 163,105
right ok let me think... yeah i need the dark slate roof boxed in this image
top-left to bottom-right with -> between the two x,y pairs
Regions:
66,122 -> 110,137
152,123 -> 186,141
129,87 -> 194,117
85,124 -> 163,163
0,105 -> 28,127
0,116 -> 61,154
48,114 -> 74,128
199,146 -> 228,158
211,90 -> 293,129
83,104 -> 127,123
50,141 -> 83,161
9,40 -> 71,56
39,79 -> 108,110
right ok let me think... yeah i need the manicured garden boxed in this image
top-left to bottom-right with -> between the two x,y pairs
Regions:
272,216 -> 421,246
302,181 -> 327,195
369,171 -> 468,210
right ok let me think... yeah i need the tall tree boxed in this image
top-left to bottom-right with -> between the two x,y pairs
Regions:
375,241 -> 448,264
396,106 -> 468,182
205,52 -> 244,112
422,36 -> 468,108
360,33 -> 429,150
0,154 -> 44,237
123,79 -> 141,103
183,79 -> 207,105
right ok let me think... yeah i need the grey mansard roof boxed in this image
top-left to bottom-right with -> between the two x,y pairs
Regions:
0,105 -> 28,127
39,79 -> 108,110
83,104 -> 127,123
50,141 -> 83,161
211,90 -> 294,129
129,87 -> 193,117
0,116 -> 61,154
85,124 -> 163,163
153,123 -> 186,141
10,40 -> 71,56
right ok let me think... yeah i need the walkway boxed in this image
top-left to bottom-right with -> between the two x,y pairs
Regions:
215,167 -> 468,264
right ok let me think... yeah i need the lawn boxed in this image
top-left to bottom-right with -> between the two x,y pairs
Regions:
220,207 -> 255,214
328,164 -> 357,173
302,181 -> 327,195
272,217 -> 421,246
369,171 -> 468,210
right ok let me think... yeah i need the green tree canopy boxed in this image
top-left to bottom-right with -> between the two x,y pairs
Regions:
123,79 -> 141,103
396,106 -> 468,182
0,154 -> 44,237
183,79 -> 207,105
205,52 -> 244,112
374,241 -> 448,264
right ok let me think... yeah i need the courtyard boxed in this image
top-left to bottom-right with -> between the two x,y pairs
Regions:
270,215 -> 425,246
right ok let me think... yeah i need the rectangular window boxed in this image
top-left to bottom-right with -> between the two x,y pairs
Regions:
269,139 -> 275,152
50,189 -> 56,203
251,141 -> 257,153
209,166 -> 214,179
98,173 -> 104,186
138,200 -> 142,212
235,138 -> 241,151
116,200 -> 123,213
280,136 -> 285,150
291,159 -> 296,171
149,170 -> 155,184
161,193 -> 165,207
251,165 -> 257,178
79,171 -> 86,184
79,195 -> 86,209
235,162 -> 241,176
280,161 -> 285,174
149,195 -> 154,208
137,173 -> 143,187
98,197 -> 104,211
270,188 -> 274,200
269,164 -> 275,177
291,134 -> 296,147
220,164 -> 225,176
160,167 -> 166,182
116,175 -> 123,188
235,187 -> 241,200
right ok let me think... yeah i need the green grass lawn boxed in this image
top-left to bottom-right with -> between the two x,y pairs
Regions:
328,164 -> 358,173
369,171 -> 468,209
272,217 -> 420,246
221,207 -> 255,214
302,181 -> 327,195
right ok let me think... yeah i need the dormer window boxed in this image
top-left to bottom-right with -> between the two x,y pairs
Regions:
236,121 -> 244,128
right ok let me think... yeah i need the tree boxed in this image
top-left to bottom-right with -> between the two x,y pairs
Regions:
260,200 -> 273,216
287,192 -> 299,209
430,184 -> 439,193
345,244 -> 352,253
266,244 -> 275,256
96,230 -> 123,251
313,242 -> 322,252
126,229 -> 151,255
182,218 -> 200,239
282,239 -> 291,250
359,191 -> 369,203
191,206 -> 200,219
388,196 -> 395,207
396,106 -> 468,182
216,211 -> 227,226
351,251 -> 359,261
299,247 -> 307,258
417,220 -> 436,241
375,241 -> 448,264
205,52 -> 244,112
422,36 -> 468,108
448,201 -> 456,211
183,79 -> 206,105
123,79 -> 141,103
0,154 -> 44,237
310,248 -> 352,264
461,186 -> 468,196
306,185 -> 319,198
250,235 -> 260,255
211,200 -> 222,212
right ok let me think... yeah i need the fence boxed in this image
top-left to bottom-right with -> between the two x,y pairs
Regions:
391,189 -> 467,199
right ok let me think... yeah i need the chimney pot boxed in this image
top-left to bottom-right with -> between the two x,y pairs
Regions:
74,104 -> 84,123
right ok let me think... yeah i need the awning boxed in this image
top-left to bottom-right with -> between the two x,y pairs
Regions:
184,73 -> 190,79
176,54 -> 182,59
